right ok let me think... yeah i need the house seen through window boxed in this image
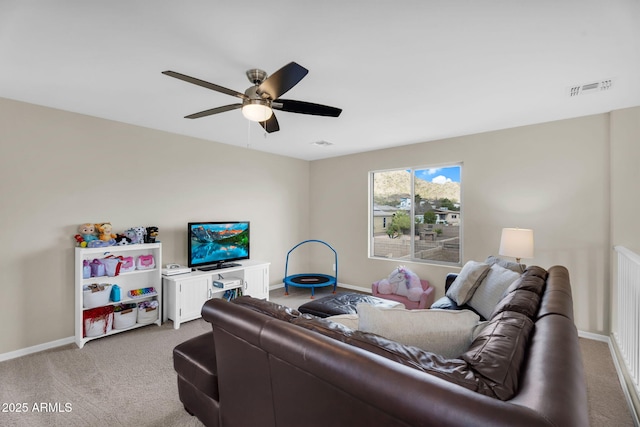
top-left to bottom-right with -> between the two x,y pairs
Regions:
370,165 -> 462,265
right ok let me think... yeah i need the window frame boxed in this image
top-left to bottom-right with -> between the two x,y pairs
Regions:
368,163 -> 463,267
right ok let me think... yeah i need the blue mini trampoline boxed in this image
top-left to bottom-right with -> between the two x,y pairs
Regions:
284,240 -> 337,299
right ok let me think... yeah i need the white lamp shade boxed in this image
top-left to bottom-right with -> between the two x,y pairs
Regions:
242,103 -> 273,122
499,228 -> 534,260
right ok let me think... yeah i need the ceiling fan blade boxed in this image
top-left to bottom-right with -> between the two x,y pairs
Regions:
273,99 -> 342,117
184,104 -> 242,119
257,62 -> 308,100
259,113 -> 280,133
162,71 -> 247,100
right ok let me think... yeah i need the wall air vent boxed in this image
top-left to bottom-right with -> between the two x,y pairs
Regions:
567,78 -> 614,97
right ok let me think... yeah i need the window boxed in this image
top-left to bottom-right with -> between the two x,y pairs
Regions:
370,165 -> 462,265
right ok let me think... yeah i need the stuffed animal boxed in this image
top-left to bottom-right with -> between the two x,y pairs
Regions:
145,226 -> 158,243
74,223 -> 99,247
132,226 -> 146,244
376,271 -> 403,295
123,228 -> 138,244
115,234 -> 132,245
73,234 -> 87,247
376,266 -> 423,302
124,227 -> 145,244
95,222 -> 117,241
79,223 -> 98,241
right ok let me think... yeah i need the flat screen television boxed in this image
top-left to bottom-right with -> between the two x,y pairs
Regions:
188,221 -> 250,271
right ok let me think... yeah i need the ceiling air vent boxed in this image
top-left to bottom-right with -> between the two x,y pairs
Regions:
567,78 -> 614,97
311,140 -> 333,147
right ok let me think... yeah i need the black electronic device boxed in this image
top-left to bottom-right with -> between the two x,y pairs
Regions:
187,221 -> 250,270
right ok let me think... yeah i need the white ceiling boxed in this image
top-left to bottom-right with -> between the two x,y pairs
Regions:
1,1 -> 639,161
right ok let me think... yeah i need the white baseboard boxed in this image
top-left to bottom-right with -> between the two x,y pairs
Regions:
0,336 -> 75,363
577,330 -> 609,342
269,282 -> 370,294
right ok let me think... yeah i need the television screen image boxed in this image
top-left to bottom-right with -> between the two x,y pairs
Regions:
188,221 -> 250,270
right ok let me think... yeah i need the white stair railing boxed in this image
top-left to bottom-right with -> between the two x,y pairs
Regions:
613,246 -> 640,396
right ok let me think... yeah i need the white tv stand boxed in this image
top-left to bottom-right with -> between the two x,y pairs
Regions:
162,260 -> 270,329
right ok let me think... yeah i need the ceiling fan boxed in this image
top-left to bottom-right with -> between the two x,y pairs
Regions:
162,62 -> 342,133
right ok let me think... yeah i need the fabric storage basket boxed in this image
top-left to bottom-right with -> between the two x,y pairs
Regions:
83,306 -> 114,337
137,300 -> 159,324
113,304 -> 137,329
83,284 -> 112,309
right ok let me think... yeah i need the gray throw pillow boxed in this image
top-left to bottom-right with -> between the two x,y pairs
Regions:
485,255 -> 526,273
446,261 -> 491,305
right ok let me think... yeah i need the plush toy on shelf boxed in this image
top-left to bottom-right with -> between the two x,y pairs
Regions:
114,234 -> 132,246
145,226 -> 159,243
132,226 -> 146,244
74,223 -> 99,247
124,227 -> 145,244
96,222 -> 117,242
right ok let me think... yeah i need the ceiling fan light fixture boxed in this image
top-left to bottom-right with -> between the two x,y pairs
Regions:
163,62 -> 340,133
242,100 -> 273,122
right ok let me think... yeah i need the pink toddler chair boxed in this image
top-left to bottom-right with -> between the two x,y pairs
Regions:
372,279 -> 435,310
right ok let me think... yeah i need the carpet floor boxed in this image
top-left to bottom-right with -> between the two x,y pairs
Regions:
0,287 -> 634,426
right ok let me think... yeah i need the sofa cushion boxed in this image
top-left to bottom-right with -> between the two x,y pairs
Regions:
504,275 -> 545,297
491,289 -> 540,320
298,292 -> 404,318
326,313 -> 360,329
173,332 -> 219,400
291,315 -> 480,392
446,261 -> 491,305
467,264 -> 520,319
356,304 -> 481,358
462,311 -> 534,400
522,265 -> 549,281
430,296 -> 462,311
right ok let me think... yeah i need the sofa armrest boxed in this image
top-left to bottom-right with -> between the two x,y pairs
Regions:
419,281 -> 435,309
445,273 -> 458,292
372,280 -> 380,295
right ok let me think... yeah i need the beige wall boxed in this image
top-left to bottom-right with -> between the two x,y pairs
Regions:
310,114 -> 612,334
610,107 -> 640,254
1,95 -> 637,354
0,97 -> 310,354
609,106 -> 640,337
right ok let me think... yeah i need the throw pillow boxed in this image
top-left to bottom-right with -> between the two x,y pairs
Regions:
467,264 -> 521,320
446,261 -> 491,305
326,313 -> 360,330
485,255 -> 526,273
356,304 -> 480,358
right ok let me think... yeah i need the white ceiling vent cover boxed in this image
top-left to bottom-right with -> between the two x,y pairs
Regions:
567,78 -> 614,97
311,140 -> 333,147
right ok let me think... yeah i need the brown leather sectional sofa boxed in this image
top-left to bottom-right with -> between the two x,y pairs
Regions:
173,265 -> 588,426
